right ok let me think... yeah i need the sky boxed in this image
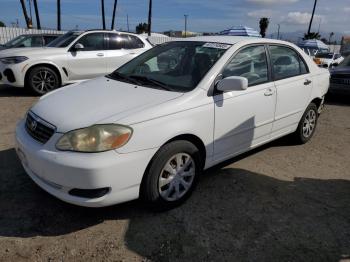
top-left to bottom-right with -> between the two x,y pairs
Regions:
0,0 -> 349,36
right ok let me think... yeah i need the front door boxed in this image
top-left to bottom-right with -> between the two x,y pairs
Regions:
213,45 -> 276,162
67,33 -> 107,81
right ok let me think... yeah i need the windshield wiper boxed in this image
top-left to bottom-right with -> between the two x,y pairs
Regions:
107,72 -> 142,85
129,75 -> 172,91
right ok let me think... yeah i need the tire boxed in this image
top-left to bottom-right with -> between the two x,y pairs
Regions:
141,140 -> 203,210
293,103 -> 318,144
26,66 -> 60,95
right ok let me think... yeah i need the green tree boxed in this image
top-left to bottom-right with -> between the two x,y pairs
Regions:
259,18 -> 269,38
136,22 -> 148,34
0,21 -> 5,27
303,32 -> 321,40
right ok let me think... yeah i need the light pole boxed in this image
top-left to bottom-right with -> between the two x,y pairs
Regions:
277,24 -> 280,40
184,14 -> 188,38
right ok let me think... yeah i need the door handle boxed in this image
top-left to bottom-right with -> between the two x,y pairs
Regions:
97,53 -> 104,57
264,88 -> 274,96
129,52 -> 136,55
304,79 -> 312,85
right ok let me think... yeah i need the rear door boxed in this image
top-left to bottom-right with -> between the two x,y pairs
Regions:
269,45 -> 313,138
105,33 -> 146,72
67,32 -> 107,81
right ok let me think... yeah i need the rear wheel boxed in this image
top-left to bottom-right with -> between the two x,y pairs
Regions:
294,103 -> 318,144
141,140 -> 202,209
27,66 -> 60,95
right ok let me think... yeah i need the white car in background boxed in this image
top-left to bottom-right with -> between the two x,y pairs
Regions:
15,36 -> 329,209
314,52 -> 344,68
0,30 -> 152,95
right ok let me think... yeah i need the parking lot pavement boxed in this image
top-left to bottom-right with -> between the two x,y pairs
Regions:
0,84 -> 349,262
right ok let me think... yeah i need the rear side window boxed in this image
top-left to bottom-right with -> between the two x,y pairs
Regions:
269,45 -> 308,80
77,33 -> 104,51
222,45 -> 269,87
107,34 -> 144,50
128,35 -> 145,49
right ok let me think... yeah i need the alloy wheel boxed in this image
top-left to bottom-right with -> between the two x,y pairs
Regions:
31,70 -> 57,93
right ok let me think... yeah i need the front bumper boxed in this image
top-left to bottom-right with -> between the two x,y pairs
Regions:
0,62 -> 26,87
15,120 -> 157,207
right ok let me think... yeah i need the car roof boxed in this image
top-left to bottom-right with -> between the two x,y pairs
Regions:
178,35 -> 296,46
80,29 -> 141,37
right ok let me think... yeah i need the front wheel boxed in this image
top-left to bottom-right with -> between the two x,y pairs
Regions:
141,140 -> 202,209
27,66 -> 60,95
293,103 -> 318,144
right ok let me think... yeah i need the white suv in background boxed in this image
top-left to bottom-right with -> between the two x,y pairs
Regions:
0,30 -> 152,95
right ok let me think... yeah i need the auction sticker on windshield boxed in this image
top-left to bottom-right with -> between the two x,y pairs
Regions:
203,43 -> 231,49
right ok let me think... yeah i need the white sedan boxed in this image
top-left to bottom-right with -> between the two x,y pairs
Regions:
0,30 -> 152,95
15,36 -> 329,209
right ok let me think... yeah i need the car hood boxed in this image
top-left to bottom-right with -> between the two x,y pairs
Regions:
330,66 -> 350,75
30,77 -> 183,133
0,47 -> 64,57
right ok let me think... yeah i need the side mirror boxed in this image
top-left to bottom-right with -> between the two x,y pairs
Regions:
216,76 -> 248,92
73,43 -> 84,51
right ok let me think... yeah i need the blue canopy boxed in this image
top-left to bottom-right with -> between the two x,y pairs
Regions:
298,39 -> 329,50
219,26 -> 261,37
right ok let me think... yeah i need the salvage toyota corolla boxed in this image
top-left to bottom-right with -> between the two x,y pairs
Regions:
15,36 -> 329,208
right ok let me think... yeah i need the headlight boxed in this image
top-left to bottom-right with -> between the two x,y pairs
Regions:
0,56 -> 28,64
56,124 -> 133,152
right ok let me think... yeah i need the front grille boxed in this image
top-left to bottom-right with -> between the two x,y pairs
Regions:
25,112 -> 56,144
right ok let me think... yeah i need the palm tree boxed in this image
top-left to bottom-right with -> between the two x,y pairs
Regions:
57,0 -> 61,30
111,0 -> 118,29
307,0 -> 318,34
147,0 -> 152,36
33,0 -> 41,29
20,0 -> 32,29
259,18 -> 269,38
303,32 -> 321,40
101,0 -> 106,30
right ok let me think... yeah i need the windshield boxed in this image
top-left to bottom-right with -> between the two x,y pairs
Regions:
316,53 -> 333,59
110,41 -> 231,92
4,35 -> 29,47
47,31 -> 81,47
338,56 -> 350,67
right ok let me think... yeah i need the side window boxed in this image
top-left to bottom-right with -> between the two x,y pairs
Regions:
107,34 -> 130,50
77,33 -> 104,51
269,45 -> 301,80
128,35 -> 145,49
222,45 -> 268,87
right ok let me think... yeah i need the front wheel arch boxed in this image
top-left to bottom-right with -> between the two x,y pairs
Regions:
25,63 -> 62,88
